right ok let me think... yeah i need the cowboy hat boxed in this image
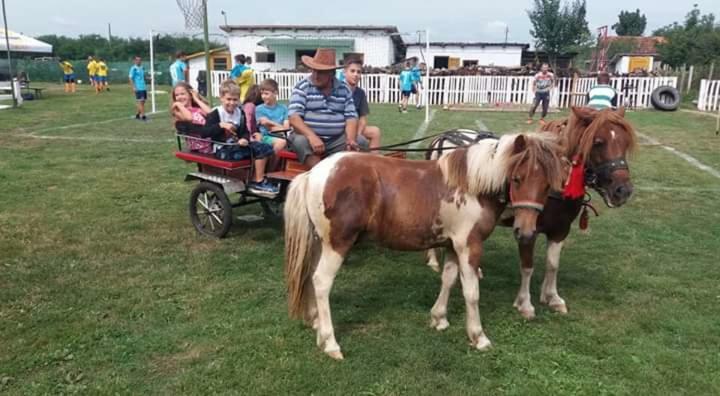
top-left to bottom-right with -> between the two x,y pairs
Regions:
301,48 -> 340,71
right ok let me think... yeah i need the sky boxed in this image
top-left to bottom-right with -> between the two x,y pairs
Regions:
5,0 -> 719,45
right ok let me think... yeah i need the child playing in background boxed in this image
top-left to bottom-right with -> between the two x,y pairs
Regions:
398,62 -> 414,113
58,60 -> 76,93
255,78 -> 289,154
242,85 -> 262,135
96,58 -> 109,93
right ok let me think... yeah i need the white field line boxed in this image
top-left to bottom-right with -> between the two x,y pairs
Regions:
474,119 -> 489,131
637,132 -> 720,180
25,110 -> 168,134
23,134 -> 173,143
410,109 -> 437,148
8,111 -> 172,144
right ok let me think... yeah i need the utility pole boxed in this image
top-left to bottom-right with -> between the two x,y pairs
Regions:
202,0 -> 212,106
107,22 -> 112,49
2,0 -> 17,108
504,26 -> 509,45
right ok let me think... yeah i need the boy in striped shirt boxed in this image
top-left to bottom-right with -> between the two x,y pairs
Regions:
586,72 -> 618,110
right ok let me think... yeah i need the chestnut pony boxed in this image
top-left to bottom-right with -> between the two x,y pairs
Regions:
426,107 -> 637,321
284,133 -> 565,359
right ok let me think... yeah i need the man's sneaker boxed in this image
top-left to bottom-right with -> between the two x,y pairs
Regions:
248,180 -> 279,198
402,109 -> 408,114
135,113 -> 140,120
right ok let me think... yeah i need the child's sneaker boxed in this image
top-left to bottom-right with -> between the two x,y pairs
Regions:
248,179 -> 279,198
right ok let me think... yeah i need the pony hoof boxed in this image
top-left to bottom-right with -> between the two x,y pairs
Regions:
477,268 -> 484,280
326,350 -> 344,360
430,317 -> 450,331
428,262 -> 440,273
518,307 -> 535,320
550,303 -> 568,314
473,335 -> 492,351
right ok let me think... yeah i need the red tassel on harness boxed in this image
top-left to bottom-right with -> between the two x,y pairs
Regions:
563,155 -> 585,200
579,206 -> 589,233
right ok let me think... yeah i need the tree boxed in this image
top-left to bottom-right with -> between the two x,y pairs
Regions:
527,0 -> 591,69
653,5 -> 720,68
612,9 -> 647,36
34,34 -> 220,61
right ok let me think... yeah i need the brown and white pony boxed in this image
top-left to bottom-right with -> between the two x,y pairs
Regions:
426,107 -> 637,320
284,133 -> 565,359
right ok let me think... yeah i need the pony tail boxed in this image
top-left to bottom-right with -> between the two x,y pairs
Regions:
284,173 -> 317,319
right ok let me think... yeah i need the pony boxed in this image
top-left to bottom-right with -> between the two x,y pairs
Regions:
284,133 -> 565,359
426,107 -> 637,320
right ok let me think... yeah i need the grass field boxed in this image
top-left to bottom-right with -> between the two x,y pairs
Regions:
1,83 -> 719,395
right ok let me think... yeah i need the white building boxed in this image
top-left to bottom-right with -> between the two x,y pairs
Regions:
219,25 -> 405,71
405,42 -> 529,69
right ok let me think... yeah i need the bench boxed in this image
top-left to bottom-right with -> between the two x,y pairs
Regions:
22,87 -> 44,99
175,151 -> 251,170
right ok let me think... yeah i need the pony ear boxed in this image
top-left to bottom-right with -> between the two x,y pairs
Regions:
513,135 -> 527,154
571,106 -> 595,124
616,106 -> 626,117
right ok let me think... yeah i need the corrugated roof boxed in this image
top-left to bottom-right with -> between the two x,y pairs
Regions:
602,36 -> 666,55
406,42 -> 529,49
220,25 -> 399,34
186,47 -> 229,60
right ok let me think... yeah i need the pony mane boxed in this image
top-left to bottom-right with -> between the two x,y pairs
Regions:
563,108 -> 638,160
439,133 -> 565,195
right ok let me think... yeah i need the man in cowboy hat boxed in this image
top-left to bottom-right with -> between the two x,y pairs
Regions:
288,48 -> 367,167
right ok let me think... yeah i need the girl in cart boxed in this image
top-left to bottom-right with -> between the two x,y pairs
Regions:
172,81 -> 278,197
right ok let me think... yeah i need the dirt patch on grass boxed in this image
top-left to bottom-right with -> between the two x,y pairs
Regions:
149,343 -> 217,375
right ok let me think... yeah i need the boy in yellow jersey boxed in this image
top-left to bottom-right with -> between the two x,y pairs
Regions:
96,58 -> 109,93
58,60 -> 76,93
87,56 -> 98,88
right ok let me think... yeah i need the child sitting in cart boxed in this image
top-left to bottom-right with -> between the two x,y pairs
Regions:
173,81 -> 278,197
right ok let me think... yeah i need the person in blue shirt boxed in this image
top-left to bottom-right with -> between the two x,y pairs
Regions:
255,78 -> 289,154
170,51 -> 188,86
230,54 -> 247,79
128,56 -> 147,121
398,62 -> 414,113
411,62 -> 424,109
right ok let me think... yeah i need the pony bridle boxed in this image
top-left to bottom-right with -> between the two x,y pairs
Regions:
507,183 -> 545,213
584,157 -> 629,190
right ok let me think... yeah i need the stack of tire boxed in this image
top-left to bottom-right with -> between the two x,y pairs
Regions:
651,86 -> 680,111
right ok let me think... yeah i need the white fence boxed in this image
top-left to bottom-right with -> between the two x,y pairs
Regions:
211,71 -> 677,109
698,79 -> 720,112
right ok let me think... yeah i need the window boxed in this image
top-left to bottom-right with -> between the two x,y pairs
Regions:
433,56 -> 449,69
463,60 -> 478,67
296,50 -> 316,68
255,52 -> 276,63
212,57 -> 228,70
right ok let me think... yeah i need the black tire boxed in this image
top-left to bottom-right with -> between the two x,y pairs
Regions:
189,182 -> 233,238
651,86 -> 680,111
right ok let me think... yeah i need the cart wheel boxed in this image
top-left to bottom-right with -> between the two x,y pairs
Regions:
189,182 -> 233,238
260,199 -> 284,219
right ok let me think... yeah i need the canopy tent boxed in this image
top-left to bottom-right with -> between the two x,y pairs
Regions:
0,30 -> 52,54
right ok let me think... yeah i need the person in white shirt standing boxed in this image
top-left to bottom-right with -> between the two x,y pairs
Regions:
527,63 -> 555,125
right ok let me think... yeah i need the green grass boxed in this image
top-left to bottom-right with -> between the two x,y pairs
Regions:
1,84 -> 719,395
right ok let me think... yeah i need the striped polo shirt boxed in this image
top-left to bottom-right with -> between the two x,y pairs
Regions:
587,84 -> 618,110
288,77 -> 357,141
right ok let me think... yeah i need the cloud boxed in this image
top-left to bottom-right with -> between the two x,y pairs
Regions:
485,20 -> 508,33
51,16 -> 77,27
